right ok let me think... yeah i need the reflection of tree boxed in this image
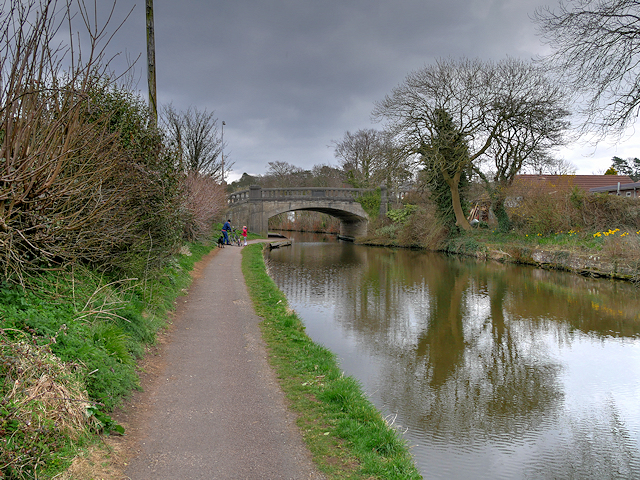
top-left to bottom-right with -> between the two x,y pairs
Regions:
378,269 -> 565,439
267,241 -> 640,442
415,264 -> 467,388
499,264 -> 640,337
525,398 -> 640,479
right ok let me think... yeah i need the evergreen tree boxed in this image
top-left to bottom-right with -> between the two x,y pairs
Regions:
418,109 -> 470,232
611,156 -> 640,181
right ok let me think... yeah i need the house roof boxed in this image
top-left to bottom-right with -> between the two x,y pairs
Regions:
590,182 -> 640,193
515,174 -> 635,192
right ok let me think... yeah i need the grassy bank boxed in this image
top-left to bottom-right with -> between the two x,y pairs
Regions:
358,200 -> 640,282
439,227 -> 640,281
0,242 -> 216,479
241,243 -> 421,479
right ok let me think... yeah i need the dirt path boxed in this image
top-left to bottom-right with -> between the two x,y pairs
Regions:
97,243 -> 323,480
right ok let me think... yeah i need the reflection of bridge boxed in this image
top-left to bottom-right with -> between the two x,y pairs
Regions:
227,185 -> 388,239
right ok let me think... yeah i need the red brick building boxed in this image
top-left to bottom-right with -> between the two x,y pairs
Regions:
514,174 -> 635,192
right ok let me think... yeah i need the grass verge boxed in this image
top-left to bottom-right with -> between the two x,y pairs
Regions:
241,243 -> 422,480
1,241 -> 215,479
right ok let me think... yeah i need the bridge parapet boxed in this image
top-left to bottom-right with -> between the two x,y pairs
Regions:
226,185 -> 394,239
228,189 -> 250,204
228,186 -> 375,205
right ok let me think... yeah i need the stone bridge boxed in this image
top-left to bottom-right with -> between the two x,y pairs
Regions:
227,185 -> 388,240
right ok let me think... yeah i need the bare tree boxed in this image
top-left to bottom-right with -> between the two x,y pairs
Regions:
535,0 -> 640,137
264,161 -> 305,186
161,104 -> 228,177
262,161 -> 292,187
332,129 -> 413,191
374,57 -> 572,231
332,129 -> 383,188
473,59 -> 571,231
373,58 -> 498,230
522,156 -> 577,175
161,103 -> 185,168
374,131 -> 415,192
310,164 -> 345,187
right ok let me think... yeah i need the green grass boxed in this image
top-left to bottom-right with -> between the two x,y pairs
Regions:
468,227 -> 630,252
0,241 -> 215,479
241,243 -> 422,479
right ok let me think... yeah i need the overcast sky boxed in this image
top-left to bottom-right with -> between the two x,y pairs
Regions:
96,0 -> 640,181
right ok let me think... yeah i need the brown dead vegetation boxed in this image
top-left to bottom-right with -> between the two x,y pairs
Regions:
0,0 -> 189,282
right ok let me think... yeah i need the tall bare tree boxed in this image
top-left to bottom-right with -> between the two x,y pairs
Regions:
417,108 -> 472,230
161,104 -> 227,177
332,128 -> 412,190
473,59 -> 571,231
262,161 -> 310,187
521,155 -> 577,176
535,0 -> 640,137
374,58 -> 498,231
310,164 -> 345,187
332,129 -> 383,188
375,131 -> 415,192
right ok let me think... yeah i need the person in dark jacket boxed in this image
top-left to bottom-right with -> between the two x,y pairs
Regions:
222,219 -> 232,245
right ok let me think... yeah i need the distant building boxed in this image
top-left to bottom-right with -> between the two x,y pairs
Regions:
514,174 -> 635,193
590,182 -> 640,198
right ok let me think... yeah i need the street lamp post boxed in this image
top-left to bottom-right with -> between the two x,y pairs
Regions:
221,120 -> 225,184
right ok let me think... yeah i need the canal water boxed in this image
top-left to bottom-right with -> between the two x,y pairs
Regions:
266,231 -> 640,479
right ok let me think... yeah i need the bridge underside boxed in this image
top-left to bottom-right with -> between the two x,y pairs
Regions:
277,207 -> 368,238
229,200 -> 369,240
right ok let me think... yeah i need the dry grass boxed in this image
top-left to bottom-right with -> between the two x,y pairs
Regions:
3,339 -> 91,434
1,332 -> 92,478
398,204 -> 448,249
58,437 -> 129,480
600,231 -> 640,258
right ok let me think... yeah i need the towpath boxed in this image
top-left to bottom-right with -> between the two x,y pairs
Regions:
123,242 -> 323,479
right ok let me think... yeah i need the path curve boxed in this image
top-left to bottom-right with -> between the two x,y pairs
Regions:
124,242 -> 324,479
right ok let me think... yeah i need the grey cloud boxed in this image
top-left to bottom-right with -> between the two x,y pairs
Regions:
92,0 -> 619,178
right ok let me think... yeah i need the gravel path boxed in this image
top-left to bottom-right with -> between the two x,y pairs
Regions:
124,243 -> 323,480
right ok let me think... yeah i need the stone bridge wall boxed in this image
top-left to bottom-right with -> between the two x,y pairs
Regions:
227,186 -> 388,239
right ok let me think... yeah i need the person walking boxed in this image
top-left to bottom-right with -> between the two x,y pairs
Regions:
242,226 -> 248,246
222,219 -> 232,245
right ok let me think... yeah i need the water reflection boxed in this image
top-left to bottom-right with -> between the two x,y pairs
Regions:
267,233 -> 640,479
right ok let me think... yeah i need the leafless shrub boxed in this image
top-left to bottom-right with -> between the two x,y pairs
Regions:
399,204 -> 448,249
601,233 -> 640,259
0,1 -> 182,280
508,181 -> 640,234
161,104 -> 229,178
578,194 -> 640,231
508,181 -> 572,234
181,173 -> 227,241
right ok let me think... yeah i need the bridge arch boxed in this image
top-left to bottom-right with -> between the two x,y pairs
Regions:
263,204 -> 369,239
227,186 -> 387,240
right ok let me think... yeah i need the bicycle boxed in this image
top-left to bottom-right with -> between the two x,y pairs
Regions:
229,228 -> 242,246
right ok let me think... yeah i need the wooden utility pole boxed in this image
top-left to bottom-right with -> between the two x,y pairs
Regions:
221,121 -> 225,183
146,0 -> 157,125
